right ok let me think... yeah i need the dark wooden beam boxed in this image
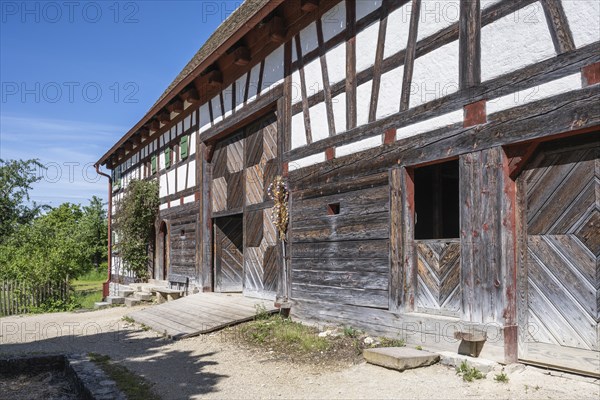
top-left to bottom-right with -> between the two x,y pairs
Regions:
301,0 -> 319,13
346,0 -> 357,130
459,0 -> 481,89
206,69 -> 223,87
139,128 -> 150,141
167,99 -> 184,113
158,111 -> 171,124
400,0 -> 421,111
269,16 -> 287,43
233,46 -> 251,66
540,0 -> 575,54
179,87 -> 199,103
149,119 -> 160,131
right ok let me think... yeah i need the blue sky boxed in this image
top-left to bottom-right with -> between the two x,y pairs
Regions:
1,0 -> 242,206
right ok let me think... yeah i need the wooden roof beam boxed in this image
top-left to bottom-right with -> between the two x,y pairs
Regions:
158,111 -> 171,124
206,69 -> 223,87
167,99 -> 184,114
269,15 -> 286,43
180,87 -> 199,103
233,46 -> 251,66
301,0 -> 319,13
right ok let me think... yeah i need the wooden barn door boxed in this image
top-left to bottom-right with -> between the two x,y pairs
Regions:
214,215 -> 244,292
518,135 -> 599,376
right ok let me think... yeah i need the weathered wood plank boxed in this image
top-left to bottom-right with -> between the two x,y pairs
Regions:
459,0 -> 481,88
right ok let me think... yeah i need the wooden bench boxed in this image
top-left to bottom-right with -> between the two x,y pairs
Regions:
169,275 -> 189,296
154,288 -> 184,304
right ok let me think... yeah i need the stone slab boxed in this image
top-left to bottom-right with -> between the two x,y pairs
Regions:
124,298 -> 141,307
118,290 -> 135,298
134,292 -> 153,301
105,296 -> 125,305
94,302 -> 110,309
363,347 -> 440,371
438,351 -> 498,373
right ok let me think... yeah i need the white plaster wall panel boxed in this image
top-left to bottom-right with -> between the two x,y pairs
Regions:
159,133 -> 165,147
289,152 -> 326,171
222,85 -> 234,118
304,57 -> 325,97
356,80 -> 373,127
326,42 -> 347,84
481,3 -> 555,81
186,159 -> 196,189
160,203 -> 169,211
300,22 -> 319,55
159,152 -> 165,170
417,0 -> 460,42
210,95 -> 223,124
332,92 -> 347,134
183,194 -> 195,205
177,164 -> 187,192
167,170 -> 176,197
235,73 -> 248,111
384,3 -> 412,59
247,63 -> 262,102
396,109 -> 463,141
309,102 -> 329,143
376,66 -> 404,119
159,174 -> 167,198
291,36 -> 298,64
262,45 -> 284,92
336,136 -> 382,157
176,122 -> 182,136
356,21 -> 380,73
291,70 -> 303,105
192,111 -> 197,126
322,1 -> 347,42
189,133 -> 196,156
184,115 -> 191,132
410,41 -> 459,108
291,112 -> 308,149
199,104 -> 211,133
487,73 -> 581,115
356,0 -> 382,21
562,0 -> 600,48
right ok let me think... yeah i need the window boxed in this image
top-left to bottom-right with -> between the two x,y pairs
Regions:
327,203 -> 340,215
151,155 -> 157,174
413,160 -> 460,239
165,148 -> 172,168
180,135 -> 189,159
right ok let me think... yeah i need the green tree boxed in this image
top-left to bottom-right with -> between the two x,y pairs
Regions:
0,158 -> 47,242
0,203 -> 88,282
80,196 -> 108,271
114,179 -> 159,280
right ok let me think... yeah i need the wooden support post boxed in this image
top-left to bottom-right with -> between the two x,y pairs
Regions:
459,0 -> 481,90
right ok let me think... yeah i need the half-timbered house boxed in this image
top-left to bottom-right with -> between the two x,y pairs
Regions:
97,0 -> 600,376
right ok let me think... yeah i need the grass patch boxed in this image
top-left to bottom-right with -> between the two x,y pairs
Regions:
456,361 -> 485,382
72,270 -> 107,310
343,326 -> 359,338
89,353 -> 160,400
240,315 -> 330,352
494,372 -> 509,383
377,337 -> 405,348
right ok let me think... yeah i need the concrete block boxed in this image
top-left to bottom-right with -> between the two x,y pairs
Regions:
124,298 -> 140,307
134,292 -> 153,301
438,351 -> 498,373
118,289 -> 135,298
94,302 -> 110,309
364,347 -> 440,372
105,296 -> 125,305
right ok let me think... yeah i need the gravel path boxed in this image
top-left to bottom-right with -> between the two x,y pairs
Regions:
1,307 -> 598,399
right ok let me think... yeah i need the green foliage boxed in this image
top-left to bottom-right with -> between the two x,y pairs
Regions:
113,179 -> 159,280
80,196 -> 108,270
254,303 -> 271,320
377,337 -> 406,348
343,326 -> 359,338
456,361 -> 485,382
494,372 -> 509,383
241,315 -> 330,352
0,158 -> 47,242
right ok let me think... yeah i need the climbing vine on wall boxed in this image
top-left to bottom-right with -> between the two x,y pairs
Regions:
113,179 -> 159,280
267,176 -> 289,241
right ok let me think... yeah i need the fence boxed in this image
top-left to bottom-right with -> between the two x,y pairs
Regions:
0,279 -> 70,317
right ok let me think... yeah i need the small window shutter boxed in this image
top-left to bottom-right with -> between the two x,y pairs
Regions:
165,148 -> 171,168
151,155 -> 157,174
180,135 -> 189,159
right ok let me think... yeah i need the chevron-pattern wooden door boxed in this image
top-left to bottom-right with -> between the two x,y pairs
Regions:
214,215 -> 244,292
518,135 -> 599,376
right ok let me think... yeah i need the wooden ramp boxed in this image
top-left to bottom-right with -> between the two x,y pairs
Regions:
127,293 -> 277,339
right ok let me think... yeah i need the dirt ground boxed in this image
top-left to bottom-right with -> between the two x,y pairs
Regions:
0,307 -> 598,400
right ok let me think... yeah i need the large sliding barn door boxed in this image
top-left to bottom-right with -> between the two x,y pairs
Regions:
214,215 -> 244,292
518,135 -> 599,376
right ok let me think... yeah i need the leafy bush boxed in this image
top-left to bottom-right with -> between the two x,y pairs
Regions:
113,179 -> 159,280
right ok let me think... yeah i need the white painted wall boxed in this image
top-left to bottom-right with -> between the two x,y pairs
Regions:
309,102 -> 329,142
187,159 -> 196,189
291,70 -> 303,105
288,152 -> 325,171
396,109 -> 463,141
384,2 -> 412,59
262,45 -> 284,92
376,65 -> 403,119
222,85 -> 234,118
356,79 -> 373,126
167,170 -> 176,196
326,42 -> 347,84
332,92 -> 347,134
177,164 -> 187,192
336,136 -> 382,157
481,2 -> 555,81
322,1 -> 347,42
417,0 -> 460,41
356,0 -> 382,21
410,41 -> 459,108
304,57 -> 325,97
356,20 -> 380,72
562,0 -> 600,48
235,73 -> 248,111
291,112 -> 308,149
199,103 -> 211,133
247,63 -> 262,102
487,73 -> 582,115
211,96 -> 222,124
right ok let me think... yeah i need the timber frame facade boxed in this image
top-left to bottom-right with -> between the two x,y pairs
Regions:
97,0 -> 600,376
